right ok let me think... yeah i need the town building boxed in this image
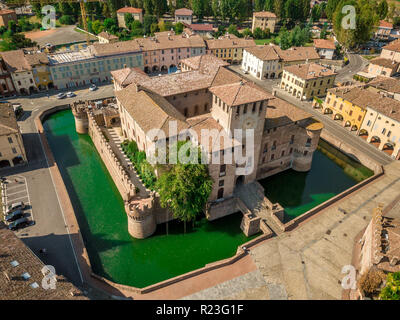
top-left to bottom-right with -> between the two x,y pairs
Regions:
0,57 -> 16,97
374,20 -> 394,41
251,11 -> 277,33
24,50 -> 53,91
116,7 -> 143,28
101,55 -> 322,237
186,23 -> 213,37
175,8 -> 193,24
280,63 -> 336,100
242,45 -> 320,80
367,57 -> 399,78
0,103 -> 27,168
1,50 -> 37,95
0,9 -> 17,27
97,31 -> 119,44
0,221 -> 87,299
206,33 -> 256,63
313,39 -> 335,59
368,76 -> 400,101
380,38 -> 400,63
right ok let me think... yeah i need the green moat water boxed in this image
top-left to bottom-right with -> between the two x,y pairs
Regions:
43,110 -> 254,288
259,139 -> 374,222
43,110 -> 374,287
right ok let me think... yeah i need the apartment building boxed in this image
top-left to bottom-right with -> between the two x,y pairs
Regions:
24,50 -> 53,91
175,8 -> 193,24
97,31 -> 119,44
0,103 -> 27,168
117,7 -> 143,28
367,57 -> 399,78
251,11 -> 277,33
313,39 -> 335,60
0,9 -> 17,27
368,76 -> 400,101
206,34 -> 256,63
380,39 -> 400,62
280,63 -> 336,100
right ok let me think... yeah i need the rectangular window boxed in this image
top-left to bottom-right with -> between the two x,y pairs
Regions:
219,164 -> 226,177
8,137 -> 13,144
11,147 -> 17,154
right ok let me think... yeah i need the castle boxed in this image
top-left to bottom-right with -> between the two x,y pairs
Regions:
72,55 -> 323,239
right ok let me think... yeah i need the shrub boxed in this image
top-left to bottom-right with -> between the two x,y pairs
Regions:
358,268 -> 385,295
59,15 -> 75,25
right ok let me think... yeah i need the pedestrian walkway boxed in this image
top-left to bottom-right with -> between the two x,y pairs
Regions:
234,182 -> 283,236
104,127 -> 149,197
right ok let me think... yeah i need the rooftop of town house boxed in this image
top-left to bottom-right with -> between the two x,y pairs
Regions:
0,49 -> 32,72
175,8 -> 193,16
135,33 -> 206,51
264,97 -> 314,129
313,39 -> 336,50
114,55 -> 237,96
244,44 -> 281,61
253,11 -> 277,18
209,80 -> 273,106
205,34 -> 256,50
24,51 -> 49,66
283,63 -> 337,80
116,7 -> 143,14
0,9 -> 15,15
369,57 -> 400,70
115,87 -> 189,136
383,38 -> 400,52
379,20 -> 393,29
179,54 -> 229,73
89,39 -> 141,57
48,48 -> 94,65
97,31 -> 119,41
328,86 -> 400,123
368,76 -> 400,94
186,113 -> 242,152
0,103 -> 19,136
188,23 -> 214,32
111,67 -> 148,87
0,222 -> 87,300
275,46 -> 320,62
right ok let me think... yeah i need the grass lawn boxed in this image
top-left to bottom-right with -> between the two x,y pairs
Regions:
362,55 -> 379,60
255,37 -> 279,45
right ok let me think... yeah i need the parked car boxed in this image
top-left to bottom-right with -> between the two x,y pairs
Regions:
6,201 -> 25,214
89,84 -> 97,91
57,92 -> 66,99
5,209 -> 24,223
8,217 -> 30,231
66,91 -> 76,98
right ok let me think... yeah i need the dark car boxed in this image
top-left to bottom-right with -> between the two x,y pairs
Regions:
8,217 -> 30,231
5,209 -> 24,223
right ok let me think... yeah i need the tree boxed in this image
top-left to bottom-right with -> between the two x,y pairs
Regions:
150,22 -> 159,34
143,14 -> 157,34
125,13 -> 134,28
103,17 -> 118,34
255,0 -> 265,12
265,0 -> 274,11
242,28 -> 252,37
326,0 -> 341,20
273,0 -> 285,19
59,15 -> 76,25
279,26 -> 291,49
377,0 -> 388,20
311,4 -> 322,21
379,272 -> 400,300
174,22 -> 184,34
227,24 -> 239,37
156,142 -> 213,234
211,0 -> 219,19
92,20 -> 104,34
152,0 -> 167,18
253,27 -> 264,39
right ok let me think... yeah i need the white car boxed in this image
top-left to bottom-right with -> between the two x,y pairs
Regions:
56,92 -> 66,99
89,84 -> 97,91
66,91 -> 76,98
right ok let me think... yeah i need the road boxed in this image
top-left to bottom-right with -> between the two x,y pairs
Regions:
228,55 -> 392,166
0,83 -> 114,292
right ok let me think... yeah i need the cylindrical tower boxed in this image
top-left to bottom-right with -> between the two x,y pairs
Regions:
292,121 -> 324,172
71,102 -> 89,134
125,200 -> 156,239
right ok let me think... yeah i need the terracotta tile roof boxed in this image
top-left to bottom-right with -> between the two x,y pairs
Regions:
175,8 -> 193,15
369,57 -> 399,70
189,23 -> 213,32
284,63 -> 336,80
313,39 -> 335,50
245,45 -> 281,61
0,103 -> 19,136
209,80 -> 273,106
111,67 -> 148,87
97,31 -> 118,40
116,87 -> 188,136
368,76 -> 400,94
276,46 -> 320,62
383,39 -> 400,52
135,33 -> 205,51
253,11 -> 277,18
328,86 -> 400,122
0,9 -> 15,15
379,20 -> 393,29
24,51 -> 49,66
90,40 -> 141,57
0,50 -> 31,72
206,35 -> 256,50
210,67 -> 242,87
180,54 -> 229,73
264,97 -> 314,128
117,7 -> 142,14
0,222 -> 87,300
